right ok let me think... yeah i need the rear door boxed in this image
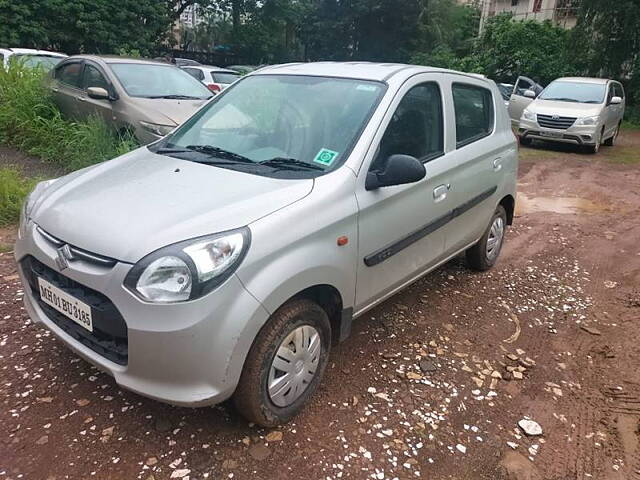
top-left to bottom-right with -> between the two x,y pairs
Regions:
51,60 -> 85,119
77,61 -> 115,125
507,76 -> 538,126
608,82 -> 625,136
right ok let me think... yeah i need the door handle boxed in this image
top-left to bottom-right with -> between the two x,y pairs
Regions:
433,184 -> 450,203
51,88 -> 59,93
76,96 -> 86,102
493,158 -> 503,171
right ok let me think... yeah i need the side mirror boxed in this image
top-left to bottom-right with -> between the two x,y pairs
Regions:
610,96 -> 622,105
87,86 -> 110,100
523,89 -> 536,99
366,154 -> 426,191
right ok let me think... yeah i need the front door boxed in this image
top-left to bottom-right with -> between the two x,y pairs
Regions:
78,62 -> 115,126
508,76 -> 538,127
354,76 -> 454,312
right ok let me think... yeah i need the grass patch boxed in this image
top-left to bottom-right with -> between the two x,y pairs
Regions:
0,64 -> 136,172
0,168 -> 38,226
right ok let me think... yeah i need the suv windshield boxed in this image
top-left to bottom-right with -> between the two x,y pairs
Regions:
110,63 -> 212,99
155,75 -> 386,177
539,81 -> 606,104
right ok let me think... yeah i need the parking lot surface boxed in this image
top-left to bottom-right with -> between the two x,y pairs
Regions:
2,131 -> 640,480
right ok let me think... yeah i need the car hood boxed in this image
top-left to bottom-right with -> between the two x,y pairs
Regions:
129,97 -> 209,126
528,99 -> 603,117
32,148 -> 313,263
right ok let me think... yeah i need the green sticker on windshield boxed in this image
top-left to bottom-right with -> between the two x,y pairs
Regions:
313,148 -> 339,167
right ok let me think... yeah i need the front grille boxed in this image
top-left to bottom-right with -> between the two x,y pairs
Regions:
21,255 -> 128,365
537,114 -> 577,130
36,226 -> 117,268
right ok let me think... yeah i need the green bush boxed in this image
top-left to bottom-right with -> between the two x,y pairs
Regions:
0,64 -> 136,172
0,168 -> 38,226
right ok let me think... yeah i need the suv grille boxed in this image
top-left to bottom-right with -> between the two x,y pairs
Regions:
537,114 -> 577,130
21,255 -> 128,365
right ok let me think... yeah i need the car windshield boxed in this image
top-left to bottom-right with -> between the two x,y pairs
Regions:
11,54 -> 63,70
539,81 -> 607,104
110,63 -> 213,99
155,75 -> 386,178
212,71 -> 240,84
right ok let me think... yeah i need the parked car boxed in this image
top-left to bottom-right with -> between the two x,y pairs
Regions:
17,63 -> 517,426
517,77 -> 625,153
174,58 -> 202,67
0,48 -> 67,71
48,56 -> 213,144
181,65 -> 240,93
497,83 -> 514,107
506,75 -> 544,126
227,64 -> 261,75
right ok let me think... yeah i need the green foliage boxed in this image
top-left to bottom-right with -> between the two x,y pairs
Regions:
0,168 -> 38,227
0,64 -> 136,172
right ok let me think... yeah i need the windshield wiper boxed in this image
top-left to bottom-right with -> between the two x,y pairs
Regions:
258,157 -> 324,171
147,94 -> 206,100
185,145 -> 255,163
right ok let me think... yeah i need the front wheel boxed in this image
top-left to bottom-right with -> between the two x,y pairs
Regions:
234,298 -> 331,427
519,136 -> 532,147
603,124 -> 620,147
466,205 -> 507,271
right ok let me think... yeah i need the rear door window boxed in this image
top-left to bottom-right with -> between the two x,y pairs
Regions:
212,72 -> 240,84
55,62 -> 83,88
452,83 -> 494,147
183,68 -> 204,81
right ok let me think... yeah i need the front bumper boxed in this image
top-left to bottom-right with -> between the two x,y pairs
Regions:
15,221 -> 270,406
518,118 -> 599,145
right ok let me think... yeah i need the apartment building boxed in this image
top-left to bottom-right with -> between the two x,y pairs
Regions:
479,0 -> 579,30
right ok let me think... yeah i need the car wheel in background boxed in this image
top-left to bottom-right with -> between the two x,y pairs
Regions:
234,298 -> 331,427
519,136 -> 532,147
466,205 -> 507,272
603,123 -> 620,147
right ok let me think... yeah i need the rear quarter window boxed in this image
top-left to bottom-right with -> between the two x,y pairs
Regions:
452,83 -> 494,148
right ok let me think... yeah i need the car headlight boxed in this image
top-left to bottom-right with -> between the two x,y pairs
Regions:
521,109 -> 536,121
20,178 -> 58,235
139,121 -> 176,137
574,116 -> 599,126
124,228 -> 250,303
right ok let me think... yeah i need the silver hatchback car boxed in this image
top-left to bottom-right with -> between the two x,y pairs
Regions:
16,63 -> 518,426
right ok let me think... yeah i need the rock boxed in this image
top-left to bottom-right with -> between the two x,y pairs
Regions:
381,351 -> 401,359
515,348 -> 526,356
519,357 -> 536,368
102,426 -> 115,436
552,388 -> 563,397
37,397 -> 53,403
506,354 -> 519,361
503,372 -> 512,381
456,444 -> 467,454
36,435 -> 49,445
406,371 -> 423,380
76,398 -> 90,407
155,418 -> 171,432
557,362 -> 567,370
170,469 -> 190,479
241,436 -> 251,446
265,431 -> 283,442
472,377 -> 484,388
146,457 -> 158,466
490,378 -> 499,390
518,419 -> 543,436
604,280 -> 617,289
443,323 -> 454,332
248,443 -> 271,461
222,459 -> 238,469
491,370 -> 503,379
419,360 -> 437,373
461,365 -> 473,373
512,371 -> 524,380
580,325 -> 602,336
506,441 -> 519,450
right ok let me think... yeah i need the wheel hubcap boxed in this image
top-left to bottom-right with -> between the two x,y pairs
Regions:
486,216 -> 504,261
268,325 -> 321,407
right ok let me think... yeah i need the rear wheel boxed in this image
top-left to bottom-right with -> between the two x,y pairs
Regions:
466,205 -> 507,271
234,298 -> 331,427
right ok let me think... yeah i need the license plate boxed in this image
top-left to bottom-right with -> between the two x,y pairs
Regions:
38,277 -> 93,332
540,131 -> 563,138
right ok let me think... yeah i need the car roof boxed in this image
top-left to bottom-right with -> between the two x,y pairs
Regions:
254,61 -> 477,83
554,77 -> 612,85
183,65 -> 238,73
0,47 -> 66,57
63,55 -> 175,66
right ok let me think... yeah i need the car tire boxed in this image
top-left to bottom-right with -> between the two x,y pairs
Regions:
466,205 -> 507,272
519,136 -> 532,147
234,298 -> 331,427
603,124 -> 619,147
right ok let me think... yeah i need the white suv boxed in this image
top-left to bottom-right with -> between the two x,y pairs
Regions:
517,77 -> 625,153
0,47 -> 67,70
16,63 -> 518,426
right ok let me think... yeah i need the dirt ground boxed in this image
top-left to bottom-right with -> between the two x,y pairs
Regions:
1,131 -> 639,480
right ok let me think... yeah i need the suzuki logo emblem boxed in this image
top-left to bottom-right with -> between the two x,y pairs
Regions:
55,245 -> 75,271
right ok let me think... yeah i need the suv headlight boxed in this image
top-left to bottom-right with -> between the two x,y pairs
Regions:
521,109 -> 536,121
574,115 -> 599,126
124,228 -> 250,303
139,121 -> 176,137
